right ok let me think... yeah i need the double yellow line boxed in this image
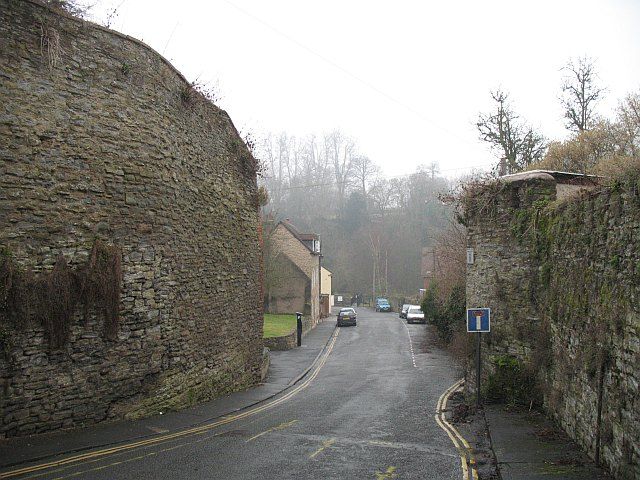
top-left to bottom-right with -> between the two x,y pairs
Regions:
0,329 -> 341,479
435,379 -> 479,480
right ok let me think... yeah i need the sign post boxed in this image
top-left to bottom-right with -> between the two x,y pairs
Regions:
467,308 -> 490,408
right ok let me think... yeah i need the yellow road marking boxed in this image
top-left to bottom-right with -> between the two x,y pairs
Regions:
375,466 -> 397,479
435,379 -> 479,480
44,429 -> 227,480
309,438 -> 335,459
246,419 -> 298,442
0,329 -> 340,479
146,426 -> 169,434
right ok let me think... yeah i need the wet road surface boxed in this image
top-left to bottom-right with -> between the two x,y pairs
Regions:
1,308 -> 464,480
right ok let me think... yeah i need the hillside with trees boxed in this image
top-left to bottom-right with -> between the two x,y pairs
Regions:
257,130 -> 452,302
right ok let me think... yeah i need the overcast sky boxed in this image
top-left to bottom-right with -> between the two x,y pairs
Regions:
89,0 -> 640,178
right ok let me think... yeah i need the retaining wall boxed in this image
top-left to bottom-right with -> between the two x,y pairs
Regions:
0,0 -> 263,437
465,172 -> 639,479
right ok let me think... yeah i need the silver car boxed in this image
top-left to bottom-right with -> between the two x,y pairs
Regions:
406,306 -> 425,324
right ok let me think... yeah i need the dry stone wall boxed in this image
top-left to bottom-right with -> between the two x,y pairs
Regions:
465,172 -> 640,479
0,0 -> 263,437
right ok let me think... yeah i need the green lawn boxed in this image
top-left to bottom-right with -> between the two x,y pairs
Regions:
263,314 -> 297,338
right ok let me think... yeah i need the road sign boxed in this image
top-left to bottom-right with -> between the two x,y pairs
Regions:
466,248 -> 474,265
467,308 -> 490,332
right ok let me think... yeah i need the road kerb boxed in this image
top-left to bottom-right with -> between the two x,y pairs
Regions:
0,329 -> 341,480
435,379 -> 479,480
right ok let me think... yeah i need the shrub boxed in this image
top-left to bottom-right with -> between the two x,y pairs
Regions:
421,281 -> 466,344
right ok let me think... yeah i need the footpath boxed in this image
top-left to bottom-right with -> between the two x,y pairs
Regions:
1,316 -> 616,480
484,405 -> 612,480
0,319 -> 337,471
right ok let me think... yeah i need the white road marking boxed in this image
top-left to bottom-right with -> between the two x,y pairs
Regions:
401,319 -> 417,368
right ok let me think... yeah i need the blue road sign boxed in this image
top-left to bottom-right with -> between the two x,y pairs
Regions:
467,308 -> 490,332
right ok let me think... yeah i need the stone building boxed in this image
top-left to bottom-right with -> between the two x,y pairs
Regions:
320,266 -> 334,317
266,221 -> 321,331
0,0 -> 263,437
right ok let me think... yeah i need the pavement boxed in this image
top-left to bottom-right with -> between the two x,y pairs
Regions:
484,405 -> 612,479
0,308 -> 465,480
0,318 -> 337,472
1,308 -> 612,480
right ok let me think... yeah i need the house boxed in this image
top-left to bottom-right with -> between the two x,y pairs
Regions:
265,220 -> 321,331
320,267 -> 334,317
421,246 -> 437,291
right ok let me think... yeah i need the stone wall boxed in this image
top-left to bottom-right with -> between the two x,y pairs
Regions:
465,171 -> 639,479
267,254 -> 308,316
0,0 -> 263,437
263,330 -> 297,351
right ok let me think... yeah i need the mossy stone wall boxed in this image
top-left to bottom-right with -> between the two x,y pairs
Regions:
0,0 -> 263,437
466,173 -> 640,479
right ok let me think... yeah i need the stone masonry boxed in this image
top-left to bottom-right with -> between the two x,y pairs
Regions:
268,221 -> 321,332
466,171 -> 639,479
0,0 -> 263,437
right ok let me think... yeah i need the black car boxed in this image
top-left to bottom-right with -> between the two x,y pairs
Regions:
337,307 -> 357,327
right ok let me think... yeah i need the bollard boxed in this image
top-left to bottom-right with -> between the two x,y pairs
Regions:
296,312 -> 302,347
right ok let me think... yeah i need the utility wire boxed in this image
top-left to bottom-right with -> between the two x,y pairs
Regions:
222,0 -> 478,148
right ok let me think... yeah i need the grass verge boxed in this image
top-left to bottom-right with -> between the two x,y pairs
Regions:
263,314 -> 296,338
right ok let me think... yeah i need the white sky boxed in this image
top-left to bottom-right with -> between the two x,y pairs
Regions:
89,0 -> 640,178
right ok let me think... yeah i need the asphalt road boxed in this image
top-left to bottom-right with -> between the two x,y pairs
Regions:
4,308 -> 465,480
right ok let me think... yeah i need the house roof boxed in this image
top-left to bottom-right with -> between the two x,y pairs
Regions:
278,220 -> 320,254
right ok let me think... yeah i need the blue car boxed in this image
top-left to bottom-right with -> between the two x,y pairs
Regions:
375,298 -> 391,312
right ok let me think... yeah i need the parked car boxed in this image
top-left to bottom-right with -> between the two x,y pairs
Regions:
406,306 -> 425,324
399,304 -> 411,319
337,307 -> 357,327
375,298 -> 391,312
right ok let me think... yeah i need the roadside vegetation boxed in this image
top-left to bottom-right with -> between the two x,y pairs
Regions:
477,56 -> 639,178
263,314 -> 296,338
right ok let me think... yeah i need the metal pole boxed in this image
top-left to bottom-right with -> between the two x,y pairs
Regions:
476,332 -> 482,408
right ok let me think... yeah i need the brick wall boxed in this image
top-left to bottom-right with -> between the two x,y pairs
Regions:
0,0 -> 263,437
466,172 -> 640,479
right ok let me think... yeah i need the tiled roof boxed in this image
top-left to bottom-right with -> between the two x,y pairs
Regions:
279,220 -> 319,253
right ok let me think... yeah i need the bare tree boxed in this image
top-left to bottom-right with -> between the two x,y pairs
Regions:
427,162 -> 440,179
614,92 -> 640,157
477,89 -> 547,175
560,57 -> 605,133
352,155 -> 380,196
368,179 -> 396,217
325,130 -> 356,218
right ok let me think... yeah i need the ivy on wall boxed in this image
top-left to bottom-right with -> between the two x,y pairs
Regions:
466,168 -> 640,408
0,240 -> 122,350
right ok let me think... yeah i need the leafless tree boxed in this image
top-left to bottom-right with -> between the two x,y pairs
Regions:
324,130 -> 356,218
427,161 -> 440,179
560,57 -> 605,133
352,155 -> 380,196
368,178 -> 396,216
477,89 -> 547,175
614,92 -> 640,157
